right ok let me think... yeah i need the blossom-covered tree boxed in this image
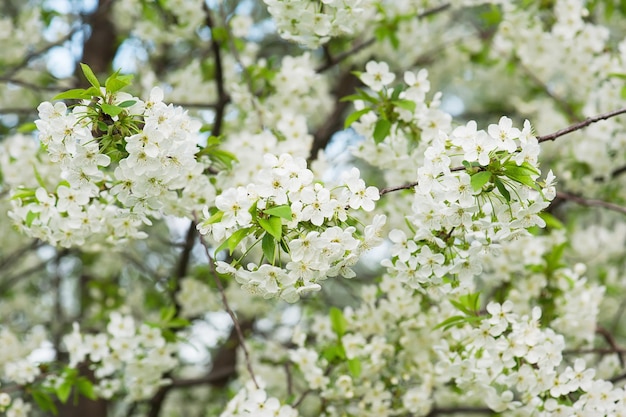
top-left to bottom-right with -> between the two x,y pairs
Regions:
2,1 -> 626,416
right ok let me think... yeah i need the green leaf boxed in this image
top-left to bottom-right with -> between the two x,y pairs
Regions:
372,118 -> 392,143
80,63 -> 101,90
321,344 -> 345,361
263,205 -> 292,221
160,305 -> 176,322
433,315 -> 467,330
117,100 -> 137,108
17,122 -> 37,133
470,171 -> 491,191
215,227 -> 252,255
347,358 -> 362,378
449,292 -> 481,316
202,210 -> 224,225
502,167 -> 538,189
11,188 -> 36,200
391,84 -> 404,100
344,108 -> 371,129
25,210 -> 38,227
76,377 -> 97,400
166,318 -> 191,328
258,216 -> 283,240
330,307 -> 347,338
105,72 -> 132,93
56,380 -> 73,404
394,99 -> 416,113
52,88 -> 93,101
539,212 -> 563,230
494,177 -> 510,202
32,390 -> 58,415
101,103 -> 124,117
262,233 -> 276,263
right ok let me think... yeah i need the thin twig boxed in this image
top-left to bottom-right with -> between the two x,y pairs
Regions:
537,107 -> 626,143
0,77 -> 67,92
426,406 -> 494,416
380,107 -> 626,196
0,107 -> 39,115
596,326 -> 625,367
170,102 -> 219,109
556,191 -> 626,216
194,215 -> 259,389
315,2 -> 451,73
1,27 -> 82,79
218,4 -> 265,128
512,59 -> 579,122
204,4 -> 229,137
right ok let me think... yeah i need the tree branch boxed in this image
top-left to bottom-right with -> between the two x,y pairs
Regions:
425,406 -> 494,416
204,4 -> 228,137
537,107 -> 626,143
196,228 -> 259,388
556,191 -> 626,216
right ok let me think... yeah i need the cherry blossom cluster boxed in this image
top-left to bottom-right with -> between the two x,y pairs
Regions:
350,61 -> 555,293
9,86 -> 214,248
280,268 -> 619,417
219,380 -> 299,417
492,0 -> 626,187
435,302 -> 626,415
63,312 -> 178,401
198,153 -> 384,302
0,326 -> 48,415
263,0 -> 375,49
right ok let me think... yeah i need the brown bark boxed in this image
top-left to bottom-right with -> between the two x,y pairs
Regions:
77,0 -> 118,85
309,71 -> 360,162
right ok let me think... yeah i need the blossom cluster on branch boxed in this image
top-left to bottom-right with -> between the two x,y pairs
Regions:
2,1 -> 626,417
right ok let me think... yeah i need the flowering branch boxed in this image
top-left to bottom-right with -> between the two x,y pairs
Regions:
380,107 -> 626,196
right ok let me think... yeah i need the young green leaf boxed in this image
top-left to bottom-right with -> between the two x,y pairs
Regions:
470,171 -> 491,191
433,315 -> 467,331
394,99 -> 416,113
101,103 -> 124,118
330,307 -> 347,337
117,100 -> 137,108
344,108 -> 371,129
263,205 -> 292,221
76,377 -> 97,400
202,210 -> 224,225
32,390 -> 58,415
258,216 -> 283,240
80,63 -> 101,90
373,118 -> 392,143
56,380 -> 73,404
494,177 -> 511,202
347,358 -> 362,378
215,227 -> 252,255
52,88 -> 93,101
262,232 -> 276,263
105,72 -> 132,93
